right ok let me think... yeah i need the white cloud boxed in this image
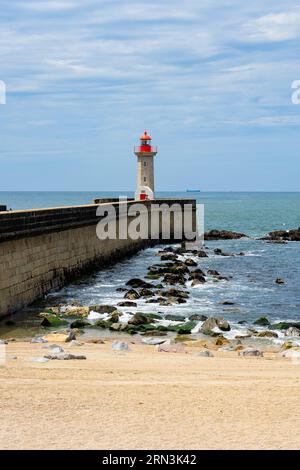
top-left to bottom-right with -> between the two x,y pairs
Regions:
242,10 -> 300,42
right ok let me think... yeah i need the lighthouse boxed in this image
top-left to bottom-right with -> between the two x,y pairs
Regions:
134,131 -> 157,200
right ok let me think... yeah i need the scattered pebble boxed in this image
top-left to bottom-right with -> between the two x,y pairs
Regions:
198,350 -> 214,357
111,341 -> 130,351
239,348 -> 263,357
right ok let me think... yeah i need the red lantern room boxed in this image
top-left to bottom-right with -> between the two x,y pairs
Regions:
139,131 -> 152,152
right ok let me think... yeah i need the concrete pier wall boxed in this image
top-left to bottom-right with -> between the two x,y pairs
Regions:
0,199 -> 196,317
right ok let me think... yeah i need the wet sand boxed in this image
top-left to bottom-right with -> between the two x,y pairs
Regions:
0,340 -> 299,450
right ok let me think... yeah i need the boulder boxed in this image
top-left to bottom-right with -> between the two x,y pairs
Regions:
204,229 -> 247,240
239,348 -> 263,357
160,253 -> 178,261
128,312 -> 152,326
191,279 -> 205,287
117,301 -> 137,307
172,321 -> 197,334
139,288 -> 154,297
89,305 -> 116,314
219,300 -> 235,305
285,327 -> 300,337
214,248 -> 231,256
254,317 -> 270,326
207,269 -> 220,276
107,311 -> 122,323
141,337 -> 167,345
262,227 -> 300,242
197,250 -> 208,258
126,278 -> 153,289
184,258 -> 197,267
257,331 -> 278,338
62,306 -> 89,318
271,321 -> 300,330
275,278 -> 285,285
124,289 -> 140,300
201,317 -> 231,333
189,314 -> 207,321
160,288 -> 189,299
45,353 -> 86,360
165,314 -> 186,322
40,315 -> 68,327
162,273 -> 186,285
70,319 -> 92,329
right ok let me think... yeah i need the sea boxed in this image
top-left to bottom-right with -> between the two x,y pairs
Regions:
0,191 -> 299,343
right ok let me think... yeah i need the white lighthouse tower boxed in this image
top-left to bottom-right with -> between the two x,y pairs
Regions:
134,131 -> 157,200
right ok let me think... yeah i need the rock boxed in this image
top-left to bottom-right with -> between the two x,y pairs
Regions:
201,317 -> 231,334
40,315 -> 68,327
165,314 -> 186,322
111,341 -> 130,351
0,339 -> 8,345
69,340 -> 84,347
42,332 -> 71,343
116,287 -> 128,292
31,336 -> 48,344
189,314 -> 207,321
254,317 -> 270,326
262,227 -> 300,242
189,272 -> 206,283
275,278 -> 285,285
89,305 -> 116,314
87,338 -> 105,344
141,337 -> 167,345
126,278 -> 153,288
271,321 -> 300,330
157,341 -> 185,353
160,253 -> 178,261
142,330 -> 167,337
124,289 -> 140,300
45,353 -> 86,360
62,306 -> 89,318
29,357 -> 50,363
204,229 -> 247,240
47,344 -> 65,354
184,258 -> 197,267
109,323 -> 127,331
191,279 -> 205,286
139,288 -> 154,297
117,301 -> 137,307
160,288 -> 189,299
198,350 -> 214,357
257,331 -> 278,338
280,349 -> 300,358
65,331 -> 77,342
107,311 -> 122,323
285,327 -> 300,337
163,273 -> 186,285
172,321 -> 197,335
239,348 -> 263,357
94,319 -> 112,329
214,336 -> 230,346
9,356 -> 18,360
128,312 -> 152,326
70,319 -> 91,329
214,248 -> 231,256
197,250 -> 208,258
219,300 -> 235,305
207,269 -> 220,276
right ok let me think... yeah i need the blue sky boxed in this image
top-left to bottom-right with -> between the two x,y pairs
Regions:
0,0 -> 300,191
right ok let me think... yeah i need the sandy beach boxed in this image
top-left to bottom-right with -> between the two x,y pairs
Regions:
0,339 -> 299,450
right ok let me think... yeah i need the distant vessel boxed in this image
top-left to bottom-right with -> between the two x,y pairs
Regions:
186,189 -> 201,193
